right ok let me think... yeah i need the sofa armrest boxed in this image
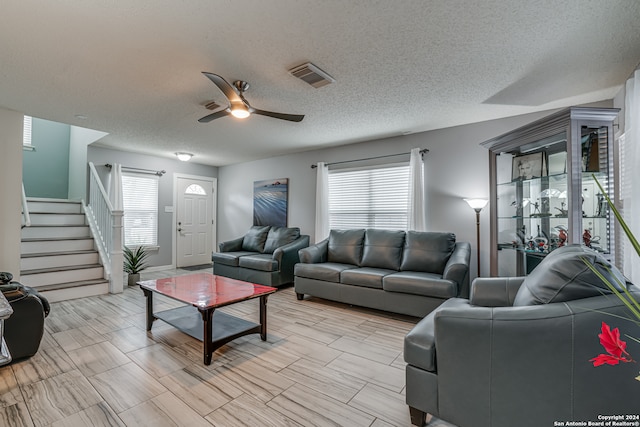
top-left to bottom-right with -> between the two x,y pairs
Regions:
442,242 -> 471,298
218,236 -> 244,252
469,277 -> 524,307
298,239 -> 329,264
272,235 -> 311,282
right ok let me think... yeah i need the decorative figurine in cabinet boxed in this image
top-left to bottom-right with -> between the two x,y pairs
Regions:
481,107 -> 619,277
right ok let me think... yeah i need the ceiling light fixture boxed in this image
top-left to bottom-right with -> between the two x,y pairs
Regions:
230,105 -> 250,119
175,152 -> 193,162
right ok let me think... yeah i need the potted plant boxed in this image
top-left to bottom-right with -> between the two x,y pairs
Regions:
123,246 -> 149,286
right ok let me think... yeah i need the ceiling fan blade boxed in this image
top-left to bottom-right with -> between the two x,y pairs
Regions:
202,72 -> 243,105
198,109 -> 230,123
252,109 -> 305,122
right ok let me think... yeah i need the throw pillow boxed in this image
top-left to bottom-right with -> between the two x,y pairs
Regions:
327,229 -> 366,265
400,231 -> 456,274
241,226 -> 271,253
513,244 -> 629,306
360,229 -> 405,270
263,227 -> 301,253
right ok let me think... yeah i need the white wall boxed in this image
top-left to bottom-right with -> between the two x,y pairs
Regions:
87,146 -> 218,268
68,126 -> 108,201
217,109 -> 571,279
0,108 -> 24,278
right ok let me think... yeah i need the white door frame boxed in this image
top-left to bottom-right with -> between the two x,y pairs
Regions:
172,173 -> 217,268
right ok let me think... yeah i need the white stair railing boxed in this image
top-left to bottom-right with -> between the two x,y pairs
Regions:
21,182 -> 31,228
85,162 -> 124,294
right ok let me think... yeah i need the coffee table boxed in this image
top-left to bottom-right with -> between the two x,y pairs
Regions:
138,273 -> 277,365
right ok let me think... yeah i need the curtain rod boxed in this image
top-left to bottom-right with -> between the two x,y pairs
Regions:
105,164 -> 166,176
310,148 -> 429,169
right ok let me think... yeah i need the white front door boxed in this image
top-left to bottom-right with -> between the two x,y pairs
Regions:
176,176 -> 216,267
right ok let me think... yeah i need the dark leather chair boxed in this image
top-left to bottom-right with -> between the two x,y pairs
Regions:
0,272 -> 50,361
404,245 -> 640,427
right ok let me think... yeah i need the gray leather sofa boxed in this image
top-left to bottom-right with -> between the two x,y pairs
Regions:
294,229 -> 470,317
212,225 -> 310,287
404,245 -> 639,427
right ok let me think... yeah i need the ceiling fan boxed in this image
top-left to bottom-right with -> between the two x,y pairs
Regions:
198,72 -> 304,123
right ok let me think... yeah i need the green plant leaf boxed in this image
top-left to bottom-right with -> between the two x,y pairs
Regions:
123,246 -> 150,274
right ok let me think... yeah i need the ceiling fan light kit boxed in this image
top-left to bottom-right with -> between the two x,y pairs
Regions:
230,106 -> 250,119
199,72 -> 304,123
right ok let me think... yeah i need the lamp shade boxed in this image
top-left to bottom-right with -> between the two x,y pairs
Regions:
464,198 -> 488,211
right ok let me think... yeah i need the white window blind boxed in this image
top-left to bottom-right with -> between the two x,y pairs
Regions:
122,173 -> 159,247
23,116 -> 32,147
328,164 -> 410,230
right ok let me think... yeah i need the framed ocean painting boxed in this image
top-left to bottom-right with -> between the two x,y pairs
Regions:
253,178 -> 288,227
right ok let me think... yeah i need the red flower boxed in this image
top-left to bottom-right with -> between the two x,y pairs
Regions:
590,322 -> 634,367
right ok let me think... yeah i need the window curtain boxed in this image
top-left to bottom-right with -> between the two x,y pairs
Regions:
315,162 -> 329,242
622,69 -> 640,284
407,148 -> 426,231
107,163 -> 123,211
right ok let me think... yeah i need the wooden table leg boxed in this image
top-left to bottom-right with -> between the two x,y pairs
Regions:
199,307 -> 215,365
142,289 -> 155,331
260,295 -> 268,341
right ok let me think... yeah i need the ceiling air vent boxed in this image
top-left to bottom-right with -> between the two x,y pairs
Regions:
205,101 -> 221,110
289,62 -> 335,88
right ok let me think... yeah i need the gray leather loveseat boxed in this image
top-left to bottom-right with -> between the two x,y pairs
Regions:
294,229 -> 470,317
212,225 -> 310,287
404,245 -> 639,427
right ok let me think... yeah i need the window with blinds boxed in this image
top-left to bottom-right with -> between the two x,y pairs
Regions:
23,116 -> 33,148
328,164 -> 410,230
122,173 -> 159,247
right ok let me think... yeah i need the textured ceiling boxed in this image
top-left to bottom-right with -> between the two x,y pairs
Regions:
2,1 -> 639,166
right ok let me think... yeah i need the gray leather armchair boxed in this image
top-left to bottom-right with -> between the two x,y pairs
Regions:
404,245 -> 640,427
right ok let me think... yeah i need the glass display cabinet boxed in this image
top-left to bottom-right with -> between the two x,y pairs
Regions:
481,107 -> 619,277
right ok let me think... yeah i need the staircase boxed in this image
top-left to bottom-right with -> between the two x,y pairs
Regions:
20,198 -> 110,303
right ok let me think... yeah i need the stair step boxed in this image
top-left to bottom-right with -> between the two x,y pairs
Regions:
21,238 -> 95,255
20,264 -> 104,287
20,198 -> 113,302
27,213 -> 86,226
22,225 -> 91,239
36,279 -> 110,303
20,250 -> 100,270
26,200 -> 82,214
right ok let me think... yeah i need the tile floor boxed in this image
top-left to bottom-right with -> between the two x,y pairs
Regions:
0,267 -> 450,426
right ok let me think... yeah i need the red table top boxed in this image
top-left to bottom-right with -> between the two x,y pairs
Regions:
138,273 -> 277,309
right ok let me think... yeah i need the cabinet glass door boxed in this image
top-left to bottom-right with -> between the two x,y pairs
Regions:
580,125 -> 611,255
495,133 -> 568,277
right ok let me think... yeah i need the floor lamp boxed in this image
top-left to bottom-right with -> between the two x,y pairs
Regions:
464,198 -> 488,277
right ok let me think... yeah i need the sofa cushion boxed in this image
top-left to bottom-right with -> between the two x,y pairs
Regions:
513,244 -> 629,306
327,229 -> 366,265
360,229 -> 405,271
263,227 -> 301,254
383,271 -> 458,298
238,254 -> 278,272
340,267 -> 395,289
212,251 -> 256,267
294,263 -> 357,283
242,226 -> 271,253
400,231 -> 456,274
